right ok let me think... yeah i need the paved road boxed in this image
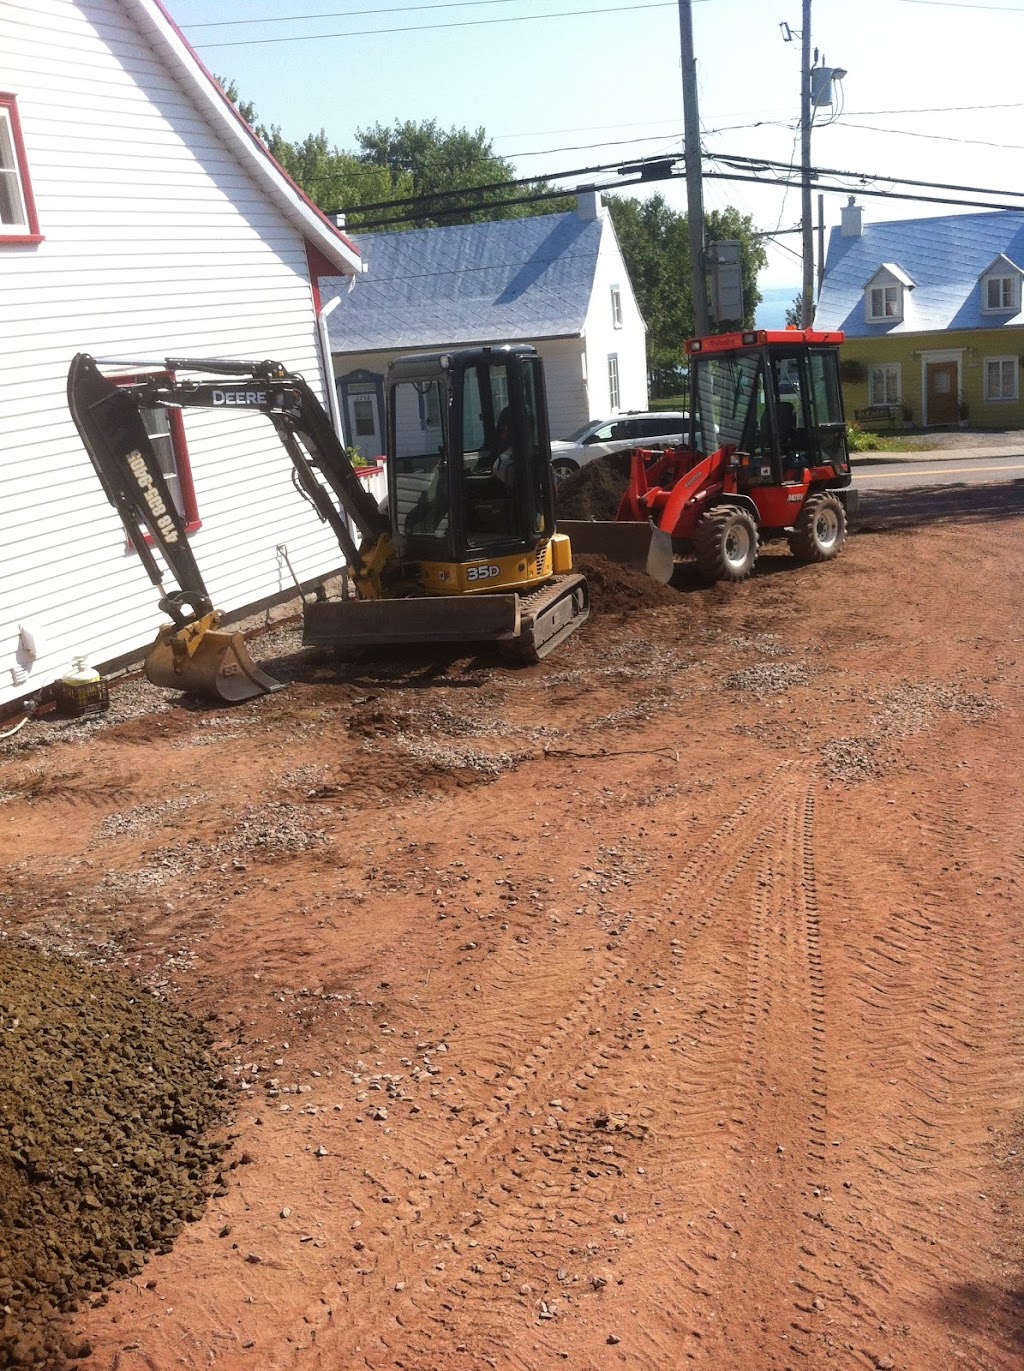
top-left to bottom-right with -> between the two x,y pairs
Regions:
853,442 -> 1024,490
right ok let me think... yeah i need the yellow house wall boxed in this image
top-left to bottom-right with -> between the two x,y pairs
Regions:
838,330 -> 1024,429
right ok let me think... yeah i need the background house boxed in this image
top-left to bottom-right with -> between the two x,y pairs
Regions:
1,0 -> 370,712
324,193 -> 647,460
816,199 -> 1024,428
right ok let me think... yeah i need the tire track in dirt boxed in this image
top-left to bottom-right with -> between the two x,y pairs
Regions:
288,763 -> 833,1368
819,783 -> 1024,1370
562,776 -> 843,1367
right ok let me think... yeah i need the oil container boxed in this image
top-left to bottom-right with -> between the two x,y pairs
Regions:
54,657 -> 110,718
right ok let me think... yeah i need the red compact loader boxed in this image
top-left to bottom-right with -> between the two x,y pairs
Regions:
561,329 -> 859,583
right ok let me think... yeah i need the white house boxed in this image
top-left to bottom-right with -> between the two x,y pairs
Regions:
324,193 -> 648,461
0,0 -> 369,711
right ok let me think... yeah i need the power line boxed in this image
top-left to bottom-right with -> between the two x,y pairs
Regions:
710,151 -> 1024,207
191,0 -> 677,47
836,120 -> 1024,153
341,146 -> 1024,227
186,0 -> 548,25
846,101 -> 1024,114
896,0 -> 1024,9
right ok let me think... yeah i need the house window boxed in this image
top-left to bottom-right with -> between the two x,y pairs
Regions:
417,381 -> 443,431
0,94 -> 41,242
608,354 -> 620,410
983,274 -> 1018,313
352,399 -> 376,437
116,373 -> 201,533
610,285 -> 623,328
867,284 -> 901,321
984,357 -> 1018,402
868,363 -> 901,406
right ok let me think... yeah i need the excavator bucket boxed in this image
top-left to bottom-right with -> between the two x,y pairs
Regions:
143,622 -> 284,703
557,519 -> 675,584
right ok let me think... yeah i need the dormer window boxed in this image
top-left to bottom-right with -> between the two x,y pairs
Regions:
863,263 -> 914,325
869,285 -> 900,320
984,273 -> 1018,313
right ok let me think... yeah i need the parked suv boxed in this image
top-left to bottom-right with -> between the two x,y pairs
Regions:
549,411 -> 688,481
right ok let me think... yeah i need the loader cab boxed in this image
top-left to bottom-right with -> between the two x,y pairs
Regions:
687,331 -> 851,486
386,345 -> 556,564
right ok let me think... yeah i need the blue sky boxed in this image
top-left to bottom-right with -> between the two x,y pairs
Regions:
168,0 -> 1024,328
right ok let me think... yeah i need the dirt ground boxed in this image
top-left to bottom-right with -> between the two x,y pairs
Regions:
1,482 -> 1022,1371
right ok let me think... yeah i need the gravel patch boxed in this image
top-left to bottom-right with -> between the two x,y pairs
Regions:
0,936 -> 226,1367
724,662 -> 814,698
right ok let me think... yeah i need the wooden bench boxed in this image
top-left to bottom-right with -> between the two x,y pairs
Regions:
854,404 -> 909,431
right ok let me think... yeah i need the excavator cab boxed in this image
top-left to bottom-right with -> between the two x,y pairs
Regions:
385,346 -> 556,585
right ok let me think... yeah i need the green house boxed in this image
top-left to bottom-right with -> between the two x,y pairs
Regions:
815,200 -> 1024,430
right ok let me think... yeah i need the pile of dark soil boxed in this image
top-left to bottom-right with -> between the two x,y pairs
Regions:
555,451 -> 631,520
0,938 -> 226,1367
574,553 -> 682,614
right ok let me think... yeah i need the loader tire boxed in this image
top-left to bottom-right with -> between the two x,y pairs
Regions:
789,492 -> 847,563
694,505 -> 760,583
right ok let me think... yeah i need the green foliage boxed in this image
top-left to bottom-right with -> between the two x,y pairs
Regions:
218,85 -> 569,228
838,358 -> 867,384
845,421 -> 880,452
606,195 -> 767,396
785,293 -> 803,328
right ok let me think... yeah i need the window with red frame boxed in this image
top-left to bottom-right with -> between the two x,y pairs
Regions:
0,94 -> 42,243
114,373 -> 202,535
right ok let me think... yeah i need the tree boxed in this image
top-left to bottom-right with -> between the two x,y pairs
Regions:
785,293 -> 802,328
606,194 -> 768,396
354,119 -> 569,227
216,89 -> 567,228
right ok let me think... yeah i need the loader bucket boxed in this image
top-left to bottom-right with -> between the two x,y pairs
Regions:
144,623 -> 284,703
558,519 -> 675,583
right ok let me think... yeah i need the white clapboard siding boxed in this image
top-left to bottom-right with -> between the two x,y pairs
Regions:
0,0 -> 361,708
581,215 -> 649,415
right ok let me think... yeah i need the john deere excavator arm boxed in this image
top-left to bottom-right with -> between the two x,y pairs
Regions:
67,352 -> 394,701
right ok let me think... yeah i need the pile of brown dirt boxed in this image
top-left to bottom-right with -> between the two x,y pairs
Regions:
0,938 -> 226,1367
555,450 -> 631,519
574,553 -> 682,614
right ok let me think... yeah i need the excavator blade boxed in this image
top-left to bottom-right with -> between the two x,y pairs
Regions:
558,519 -> 673,580
303,593 -> 522,650
144,623 -> 284,703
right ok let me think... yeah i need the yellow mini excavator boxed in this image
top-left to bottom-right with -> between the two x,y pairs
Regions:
67,345 -> 590,702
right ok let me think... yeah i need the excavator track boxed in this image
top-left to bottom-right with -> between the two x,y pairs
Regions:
502,572 -> 590,663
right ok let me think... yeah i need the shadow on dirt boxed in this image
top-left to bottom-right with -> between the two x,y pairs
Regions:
931,1279 -> 1024,1354
264,644 -> 501,692
856,480 -> 1024,533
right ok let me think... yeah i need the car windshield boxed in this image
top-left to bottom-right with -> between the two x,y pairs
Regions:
563,420 -> 601,442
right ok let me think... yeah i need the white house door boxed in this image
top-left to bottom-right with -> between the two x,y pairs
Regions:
345,385 -> 383,462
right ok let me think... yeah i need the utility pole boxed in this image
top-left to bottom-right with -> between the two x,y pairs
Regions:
679,0 -> 710,336
799,0 -> 814,327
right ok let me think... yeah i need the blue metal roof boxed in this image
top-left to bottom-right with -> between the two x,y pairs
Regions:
322,210 -> 603,353
815,209 -> 1024,337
